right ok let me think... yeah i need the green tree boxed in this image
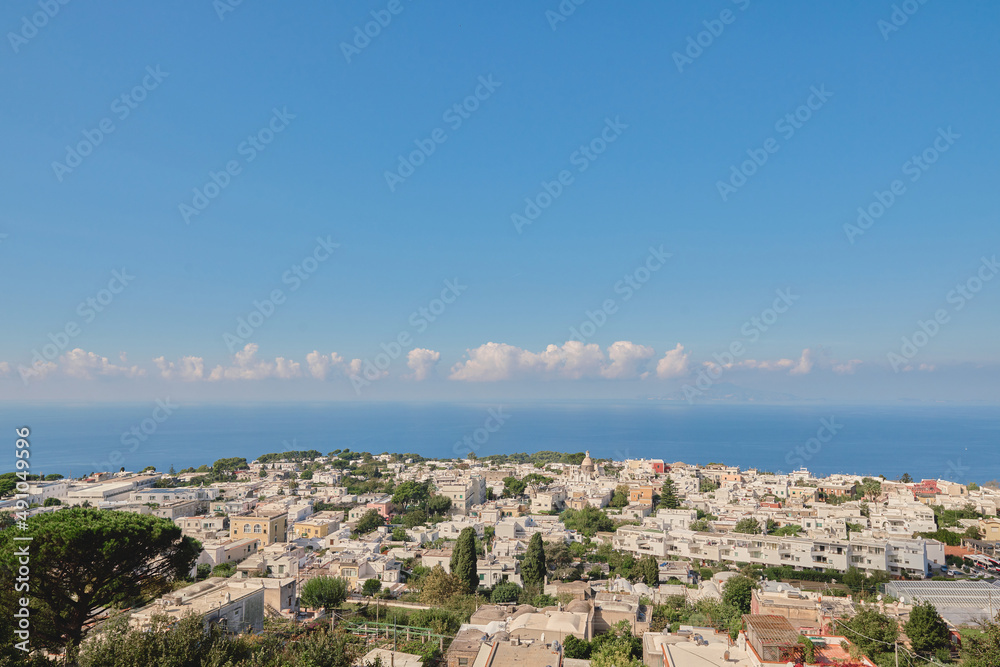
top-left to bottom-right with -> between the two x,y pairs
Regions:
797,635 -> 815,664
402,508 -> 429,528
859,477 -> 882,501
609,485 -> 630,508
636,555 -> 659,586
899,473 -> 913,483
420,565 -> 462,605
0,509 -> 199,649
544,541 -> 572,569
212,562 -> 236,577
391,526 -> 409,541
839,608 -> 898,665
354,509 -> 385,535
42,497 -> 61,506
658,478 -> 680,509
392,481 -> 430,507
904,602 -> 950,656
722,575 -> 756,615
502,476 -> 527,498
962,614 -> 1000,667
300,576 -> 349,617
522,533 -> 547,590
426,495 -> 452,515
451,527 -> 479,594
560,506 -> 614,536
490,581 -> 522,603
362,578 -> 382,597
563,634 -> 592,659
734,517 -> 761,534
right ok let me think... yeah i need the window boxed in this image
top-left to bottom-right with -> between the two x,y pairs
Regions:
479,574 -> 485,580
243,525 -> 250,533
254,525 -> 262,533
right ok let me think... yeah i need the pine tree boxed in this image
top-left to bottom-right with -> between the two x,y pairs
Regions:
522,532 -> 547,591
905,602 -> 951,656
658,477 -> 680,509
450,527 -> 479,594
637,555 -> 659,586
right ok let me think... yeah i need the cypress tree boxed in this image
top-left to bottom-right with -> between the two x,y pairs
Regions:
522,532 -> 547,591
450,527 -> 479,594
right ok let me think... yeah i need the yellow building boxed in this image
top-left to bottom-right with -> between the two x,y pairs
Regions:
327,559 -> 360,590
293,511 -> 341,540
629,486 -> 656,505
230,510 -> 287,546
979,518 -> 1000,542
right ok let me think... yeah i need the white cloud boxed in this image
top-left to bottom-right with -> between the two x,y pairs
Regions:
406,348 -> 441,381
154,355 -> 206,381
602,341 -> 655,379
832,359 -> 863,375
706,348 -> 860,377
656,344 -> 690,379
60,348 -> 145,379
449,341 -> 601,381
207,344 -> 301,381
449,341 -> 667,382
0,362 -> 9,377
788,348 -> 814,376
306,351 -> 346,380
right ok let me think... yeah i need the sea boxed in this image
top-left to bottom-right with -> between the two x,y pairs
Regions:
2,402 -> 998,484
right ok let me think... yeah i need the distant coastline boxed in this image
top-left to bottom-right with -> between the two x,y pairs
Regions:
3,402 -> 997,484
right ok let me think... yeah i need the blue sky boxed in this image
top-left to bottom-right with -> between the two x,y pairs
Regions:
1,0 -> 998,402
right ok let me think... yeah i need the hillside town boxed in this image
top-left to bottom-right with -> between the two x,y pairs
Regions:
5,449 -> 1000,667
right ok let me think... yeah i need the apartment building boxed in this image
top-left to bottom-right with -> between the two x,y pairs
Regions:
197,537 -> 261,567
616,525 -> 942,577
230,510 -> 288,545
437,476 -> 486,515
476,556 -> 521,587
530,486 -> 567,513
130,577 -> 265,634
